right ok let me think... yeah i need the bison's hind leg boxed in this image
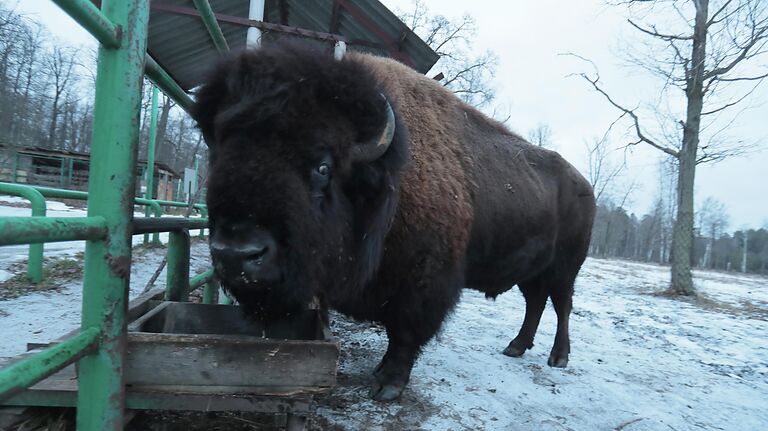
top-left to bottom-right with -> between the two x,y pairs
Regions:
503,266 -> 578,368
547,283 -> 573,367
503,282 -> 548,358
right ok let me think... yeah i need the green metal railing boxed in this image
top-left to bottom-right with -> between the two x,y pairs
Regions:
0,182 -> 207,282
0,183 -> 46,282
0,1 -> 222,429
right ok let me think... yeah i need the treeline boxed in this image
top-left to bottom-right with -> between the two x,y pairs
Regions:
590,200 -> 768,275
0,2 -> 207,177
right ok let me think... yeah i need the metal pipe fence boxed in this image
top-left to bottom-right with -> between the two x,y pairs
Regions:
0,1 -> 219,428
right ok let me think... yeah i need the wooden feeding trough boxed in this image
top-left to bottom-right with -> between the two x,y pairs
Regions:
2,289 -> 340,430
126,300 -> 339,396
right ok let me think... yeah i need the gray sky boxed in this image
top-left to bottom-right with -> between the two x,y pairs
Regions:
20,0 -> 768,229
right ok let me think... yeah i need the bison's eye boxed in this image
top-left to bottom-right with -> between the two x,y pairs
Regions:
310,158 -> 333,197
317,163 -> 331,177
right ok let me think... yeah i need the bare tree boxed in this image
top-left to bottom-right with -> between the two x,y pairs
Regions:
697,196 -> 730,267
44,45 -> 79,147
528,123 -> 553,148
398,0 -> 498,108
571,0 -> 767,295
585,135 -> 626,204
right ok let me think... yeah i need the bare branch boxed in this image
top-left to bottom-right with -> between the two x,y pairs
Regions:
700,80 -> 762,115
713,70 -> 768,82
708,0 -> 736,27
627,18 -> 692,40
704,26 -> 768,80
568,61 -> 679,158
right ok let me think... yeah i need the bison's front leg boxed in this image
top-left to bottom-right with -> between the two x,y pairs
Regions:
369,330 -> 420,401
369,278 -> 462,401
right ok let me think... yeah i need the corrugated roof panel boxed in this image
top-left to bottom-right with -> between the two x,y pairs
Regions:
147,0 -> 438,91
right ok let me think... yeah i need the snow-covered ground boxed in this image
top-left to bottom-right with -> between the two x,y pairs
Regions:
1,197 -> 766,430
311,256 -> 768,431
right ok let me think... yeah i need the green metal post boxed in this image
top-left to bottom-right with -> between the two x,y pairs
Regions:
144,86 -> 159,244
0,183 -> 46,283
166,230 -> 191,301
59,157 -> 66,188
75,0 -> 149,429
202,279 -> 218,304
199,207 -> 208,237
11,152 -> 18,183
67,158 -> 74,187
190,155 -> 199,208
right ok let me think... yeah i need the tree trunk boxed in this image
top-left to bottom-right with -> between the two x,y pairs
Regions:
670,0 -> 708,296
48,87 -> 61,147
155,95 -> 172,163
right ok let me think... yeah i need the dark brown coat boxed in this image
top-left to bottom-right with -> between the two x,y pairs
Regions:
194,43 -> 596,401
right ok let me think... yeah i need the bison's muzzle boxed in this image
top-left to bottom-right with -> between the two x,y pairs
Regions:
210,225 -> 280,288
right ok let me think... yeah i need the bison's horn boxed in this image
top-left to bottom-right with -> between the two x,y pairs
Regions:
350,94 -> 395,163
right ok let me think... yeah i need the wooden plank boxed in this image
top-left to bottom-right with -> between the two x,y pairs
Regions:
132,302 -> 322,340
5,388 -> 313,413
1,360 -> 314,412
125,332 -> 339,391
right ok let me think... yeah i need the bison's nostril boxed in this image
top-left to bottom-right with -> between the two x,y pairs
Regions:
210,228 -> 279,283
246,247 -> 268,263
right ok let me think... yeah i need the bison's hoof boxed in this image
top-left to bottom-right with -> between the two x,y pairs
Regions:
502,340 -> 530,357
547,353 -> 569,368
369,381 -> 405,401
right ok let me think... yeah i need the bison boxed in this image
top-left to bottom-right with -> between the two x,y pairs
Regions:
193,43 -> 596,401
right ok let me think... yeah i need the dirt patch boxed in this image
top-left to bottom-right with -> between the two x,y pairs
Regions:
0,199 -> 31,209
0,257 -> 83,300
128,411 -> 288,431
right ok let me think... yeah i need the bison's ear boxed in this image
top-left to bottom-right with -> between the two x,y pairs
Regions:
191,80 -> 226,146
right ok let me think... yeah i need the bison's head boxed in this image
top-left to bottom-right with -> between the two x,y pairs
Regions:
193,44 -> 408,321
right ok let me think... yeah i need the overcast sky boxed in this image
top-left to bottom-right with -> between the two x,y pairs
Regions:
19,0 -> 768,229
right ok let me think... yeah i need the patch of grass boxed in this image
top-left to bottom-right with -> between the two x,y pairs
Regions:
0,257 -> 83,301
133,241 -> 166,255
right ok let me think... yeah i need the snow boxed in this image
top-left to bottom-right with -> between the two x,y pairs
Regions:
1,197 -> 767,430
315,259 -> 768,430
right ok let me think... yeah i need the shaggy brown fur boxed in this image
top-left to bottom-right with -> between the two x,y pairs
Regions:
194,43 -> 596,402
